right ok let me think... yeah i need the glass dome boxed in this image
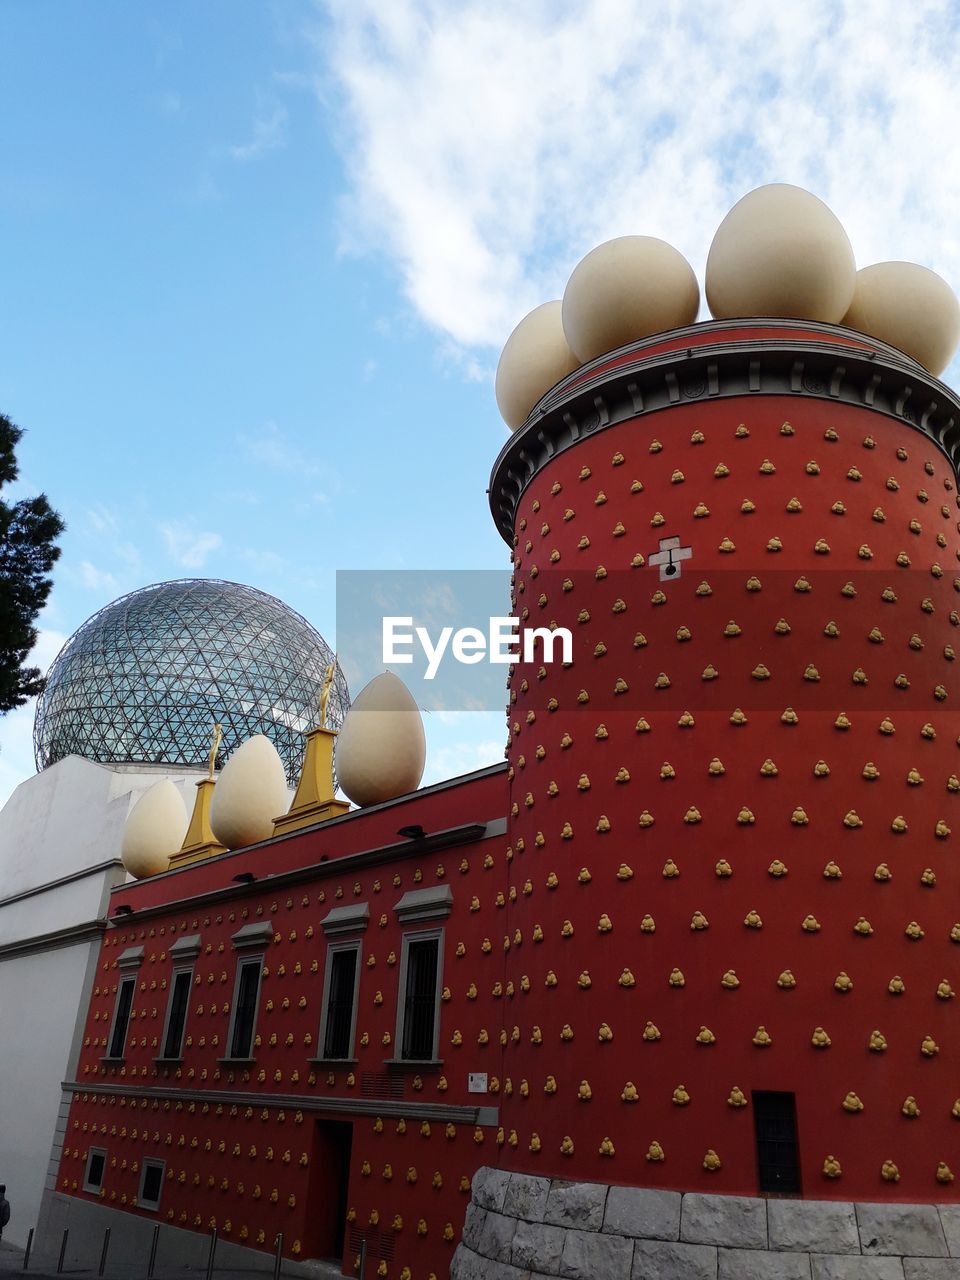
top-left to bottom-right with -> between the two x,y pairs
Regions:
33,579 -> 350,783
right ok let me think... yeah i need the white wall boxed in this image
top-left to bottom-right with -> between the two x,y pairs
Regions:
0,756 -> 207,1247
0,942 -> 99,1246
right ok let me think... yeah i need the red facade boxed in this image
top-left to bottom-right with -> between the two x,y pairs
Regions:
58,768 -> 510,1279
495,321 -> 960,1202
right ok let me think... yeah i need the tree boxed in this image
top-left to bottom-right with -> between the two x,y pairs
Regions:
0,412 -> 65,712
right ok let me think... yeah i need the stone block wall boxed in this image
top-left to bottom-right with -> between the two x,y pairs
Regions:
451,1168 -> 960,1278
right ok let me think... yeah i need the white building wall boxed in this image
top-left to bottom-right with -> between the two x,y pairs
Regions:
0,756 -> 206,1247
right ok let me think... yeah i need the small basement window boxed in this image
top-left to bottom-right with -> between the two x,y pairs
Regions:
753,1091 -> 801,1195
138,1158 -> 165,1212
83,1147 -> 107,1194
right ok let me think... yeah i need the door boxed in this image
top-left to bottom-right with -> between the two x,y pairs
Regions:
304,1119 -> 353,1260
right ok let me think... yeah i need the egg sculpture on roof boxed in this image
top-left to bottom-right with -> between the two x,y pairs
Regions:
706,183 -> 856,323
121,778 -> 188,879
209,734 -> 289,850
562,235 -> 700,363
842,261 -> 960,376
335,672 -> 426,807
495,300 -> 581,431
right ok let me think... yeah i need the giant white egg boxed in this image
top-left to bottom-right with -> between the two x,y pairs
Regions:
335,672 -> 426,807
842,261 -> 960,376
562,236 -> 700,362
121,779 -> 188,879
706,184 -> 855,323
209,734 -> 289,849
495,301 -> 580,431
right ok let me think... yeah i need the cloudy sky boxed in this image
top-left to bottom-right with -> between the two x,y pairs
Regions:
1,0 -> 959,804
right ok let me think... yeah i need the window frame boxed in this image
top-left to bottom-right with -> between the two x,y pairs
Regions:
105,974 -> 136,1062
395,927 -> 443,1063
138,1157 -> 166,1212
158,965 -> 194,1062
83,1146 -> 108,1195
225,955 -> 264,1063
317,940 -> 362,1062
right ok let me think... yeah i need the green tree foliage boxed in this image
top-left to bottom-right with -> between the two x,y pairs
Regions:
0,412 -> 65,712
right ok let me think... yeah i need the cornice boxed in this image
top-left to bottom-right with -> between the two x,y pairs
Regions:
62,1079 -> 498,1127
489,319 -> 960,544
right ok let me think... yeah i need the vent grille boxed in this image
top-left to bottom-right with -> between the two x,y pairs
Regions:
348,1227 -> 395,1261
359,1071 -> 405,1100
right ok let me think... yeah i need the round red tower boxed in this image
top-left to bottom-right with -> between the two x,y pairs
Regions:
489,318 -> 960,1203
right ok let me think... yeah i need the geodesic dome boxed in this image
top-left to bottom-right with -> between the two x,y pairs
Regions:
33,579 -> 349,783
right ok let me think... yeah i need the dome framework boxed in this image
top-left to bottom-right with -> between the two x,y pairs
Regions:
33,579 -> 349,783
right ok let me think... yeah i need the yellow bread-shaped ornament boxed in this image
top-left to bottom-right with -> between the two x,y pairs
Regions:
562,236 -> 700,363
121,779 -> 188,879
706,184 -> 855,323
335,672 -> 426,807
495,301 -> 580,431
210,734 -> 289,849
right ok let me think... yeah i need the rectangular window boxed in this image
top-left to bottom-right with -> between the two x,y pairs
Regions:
753,1090 -> 801,1194
138,1158 -> 165,1212
228,957 -> 263,1060
321,945 -> 360,1060
161,968 -> 193,1060
107,976 -> 136,1059
399,933 -> 441,1061
83,1147 -> 107,1194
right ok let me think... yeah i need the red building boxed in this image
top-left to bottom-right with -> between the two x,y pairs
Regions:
51,315 -> 960,1277
54,764 -> 506,1279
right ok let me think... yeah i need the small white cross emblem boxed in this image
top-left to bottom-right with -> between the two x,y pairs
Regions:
649,536 -> 693,582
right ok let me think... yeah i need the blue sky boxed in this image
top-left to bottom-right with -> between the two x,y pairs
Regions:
2,0 -> 960,801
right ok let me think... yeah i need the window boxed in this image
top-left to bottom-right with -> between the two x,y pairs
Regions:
398,931 -> 442,1061
320,944 -> 360,1060
754,1091 -> 801,1194
161,968 -> 193,1060
107,976 -> 136,1059
83,1148 -> 107,1194
227,957 -> 263,1060
138,1158 -> 165,1212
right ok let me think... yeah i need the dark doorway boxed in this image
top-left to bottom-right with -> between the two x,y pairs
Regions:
753,1091 -> 801,1194
304,1120 -> 353,1260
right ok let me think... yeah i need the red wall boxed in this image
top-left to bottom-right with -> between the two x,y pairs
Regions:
58,768 -> 511,1279
498,393 -> 960,1202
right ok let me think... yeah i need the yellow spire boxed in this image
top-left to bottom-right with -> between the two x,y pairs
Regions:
169,723 -> 227,869
273,663 -> 349,836
169,777 -> 227,868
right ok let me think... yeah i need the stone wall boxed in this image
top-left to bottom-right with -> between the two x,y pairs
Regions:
451,1168 -> 960,1279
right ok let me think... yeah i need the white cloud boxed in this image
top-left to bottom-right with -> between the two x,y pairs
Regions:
160,521 -> 223,569
318,0 -> 960,370
31,627 -> 68,674
77,560 -> 119,592
238,421 -> 320,476
229,103 -> 288,161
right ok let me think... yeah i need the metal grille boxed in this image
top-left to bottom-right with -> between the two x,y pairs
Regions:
33,578 -> 350,783
401,938 -> 439,1060
753,1091 -> 801,1194
359,1072 -> 404,1100
348,1227 -> 394,1262
323,949 -> 358,1059
230,961 -> 261,1060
